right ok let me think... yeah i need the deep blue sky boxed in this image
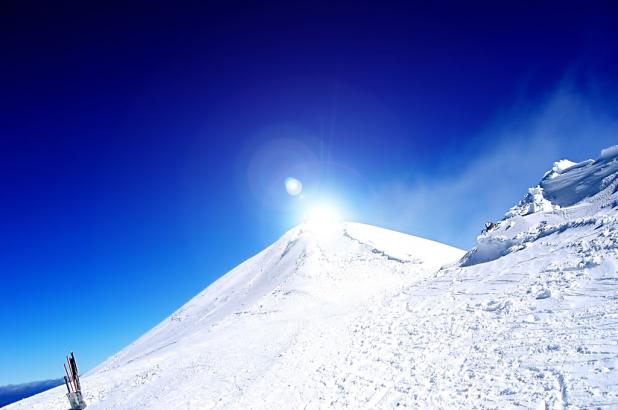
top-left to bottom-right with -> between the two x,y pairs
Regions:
1,1 -> 617,385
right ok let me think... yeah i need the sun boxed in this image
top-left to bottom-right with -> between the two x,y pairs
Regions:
304,203 -> 342,233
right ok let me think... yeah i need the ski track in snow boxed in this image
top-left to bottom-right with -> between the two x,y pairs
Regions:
8,148 -> 618,409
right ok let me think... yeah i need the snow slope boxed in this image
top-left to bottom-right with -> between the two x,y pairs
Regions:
9,145 -> 618,409
9,223 -> 463,409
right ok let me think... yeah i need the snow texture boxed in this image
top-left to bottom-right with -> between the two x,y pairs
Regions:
9,145 -> 618,409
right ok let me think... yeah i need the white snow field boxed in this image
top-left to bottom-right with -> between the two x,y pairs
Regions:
9,146 -> 618,409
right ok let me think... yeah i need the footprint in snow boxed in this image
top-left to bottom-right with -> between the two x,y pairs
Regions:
483,299 -> 512,312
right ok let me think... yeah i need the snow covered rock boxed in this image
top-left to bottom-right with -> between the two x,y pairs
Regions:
505,185 -> 558,218
462,145 -> 618,267
535,288 -> 551,299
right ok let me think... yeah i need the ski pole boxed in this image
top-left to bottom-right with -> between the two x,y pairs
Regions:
64,376 -> 71,394
66,357 -> 78,392
64,363 -> 74,393
70,352 -> 81,391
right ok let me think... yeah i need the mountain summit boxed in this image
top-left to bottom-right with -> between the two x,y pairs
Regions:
11,223 -> 463,409
10,146 -> 618,409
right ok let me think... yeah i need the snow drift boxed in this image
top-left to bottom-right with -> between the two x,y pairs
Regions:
9,145 -> 618,409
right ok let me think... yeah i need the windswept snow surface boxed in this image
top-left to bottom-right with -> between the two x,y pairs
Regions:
10,223 -> 463,409
11,146 -> 618,409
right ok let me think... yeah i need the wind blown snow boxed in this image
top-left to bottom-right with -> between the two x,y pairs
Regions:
601,144 -> 618,159
9,145 -> 618,409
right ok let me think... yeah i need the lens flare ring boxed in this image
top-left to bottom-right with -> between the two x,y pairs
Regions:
285,177 -> 303,196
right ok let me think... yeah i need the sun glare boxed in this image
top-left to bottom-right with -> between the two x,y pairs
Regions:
304,203 -> 341,233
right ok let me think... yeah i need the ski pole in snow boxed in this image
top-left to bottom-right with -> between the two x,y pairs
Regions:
71,352 -> 81,391
64,376 -> 71,394
68,355 -> 76,386
64,362 -> 74,393
64,352 -> 87,409
66,357 -> 78,392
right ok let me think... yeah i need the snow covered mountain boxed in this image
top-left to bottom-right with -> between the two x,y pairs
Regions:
9,146 -> 618,409
10,223 -> 463,409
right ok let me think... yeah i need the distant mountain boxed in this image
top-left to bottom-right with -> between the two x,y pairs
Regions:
0,378 -> 62,408
9,145 -> 618,409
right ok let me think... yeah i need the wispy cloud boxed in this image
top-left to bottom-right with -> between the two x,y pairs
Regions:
375,84 -> 618,249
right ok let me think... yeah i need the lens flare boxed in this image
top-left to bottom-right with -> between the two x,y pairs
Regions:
285,177 -> 303,196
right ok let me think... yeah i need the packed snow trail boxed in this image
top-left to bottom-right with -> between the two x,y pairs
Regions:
9,145 -> 618,409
